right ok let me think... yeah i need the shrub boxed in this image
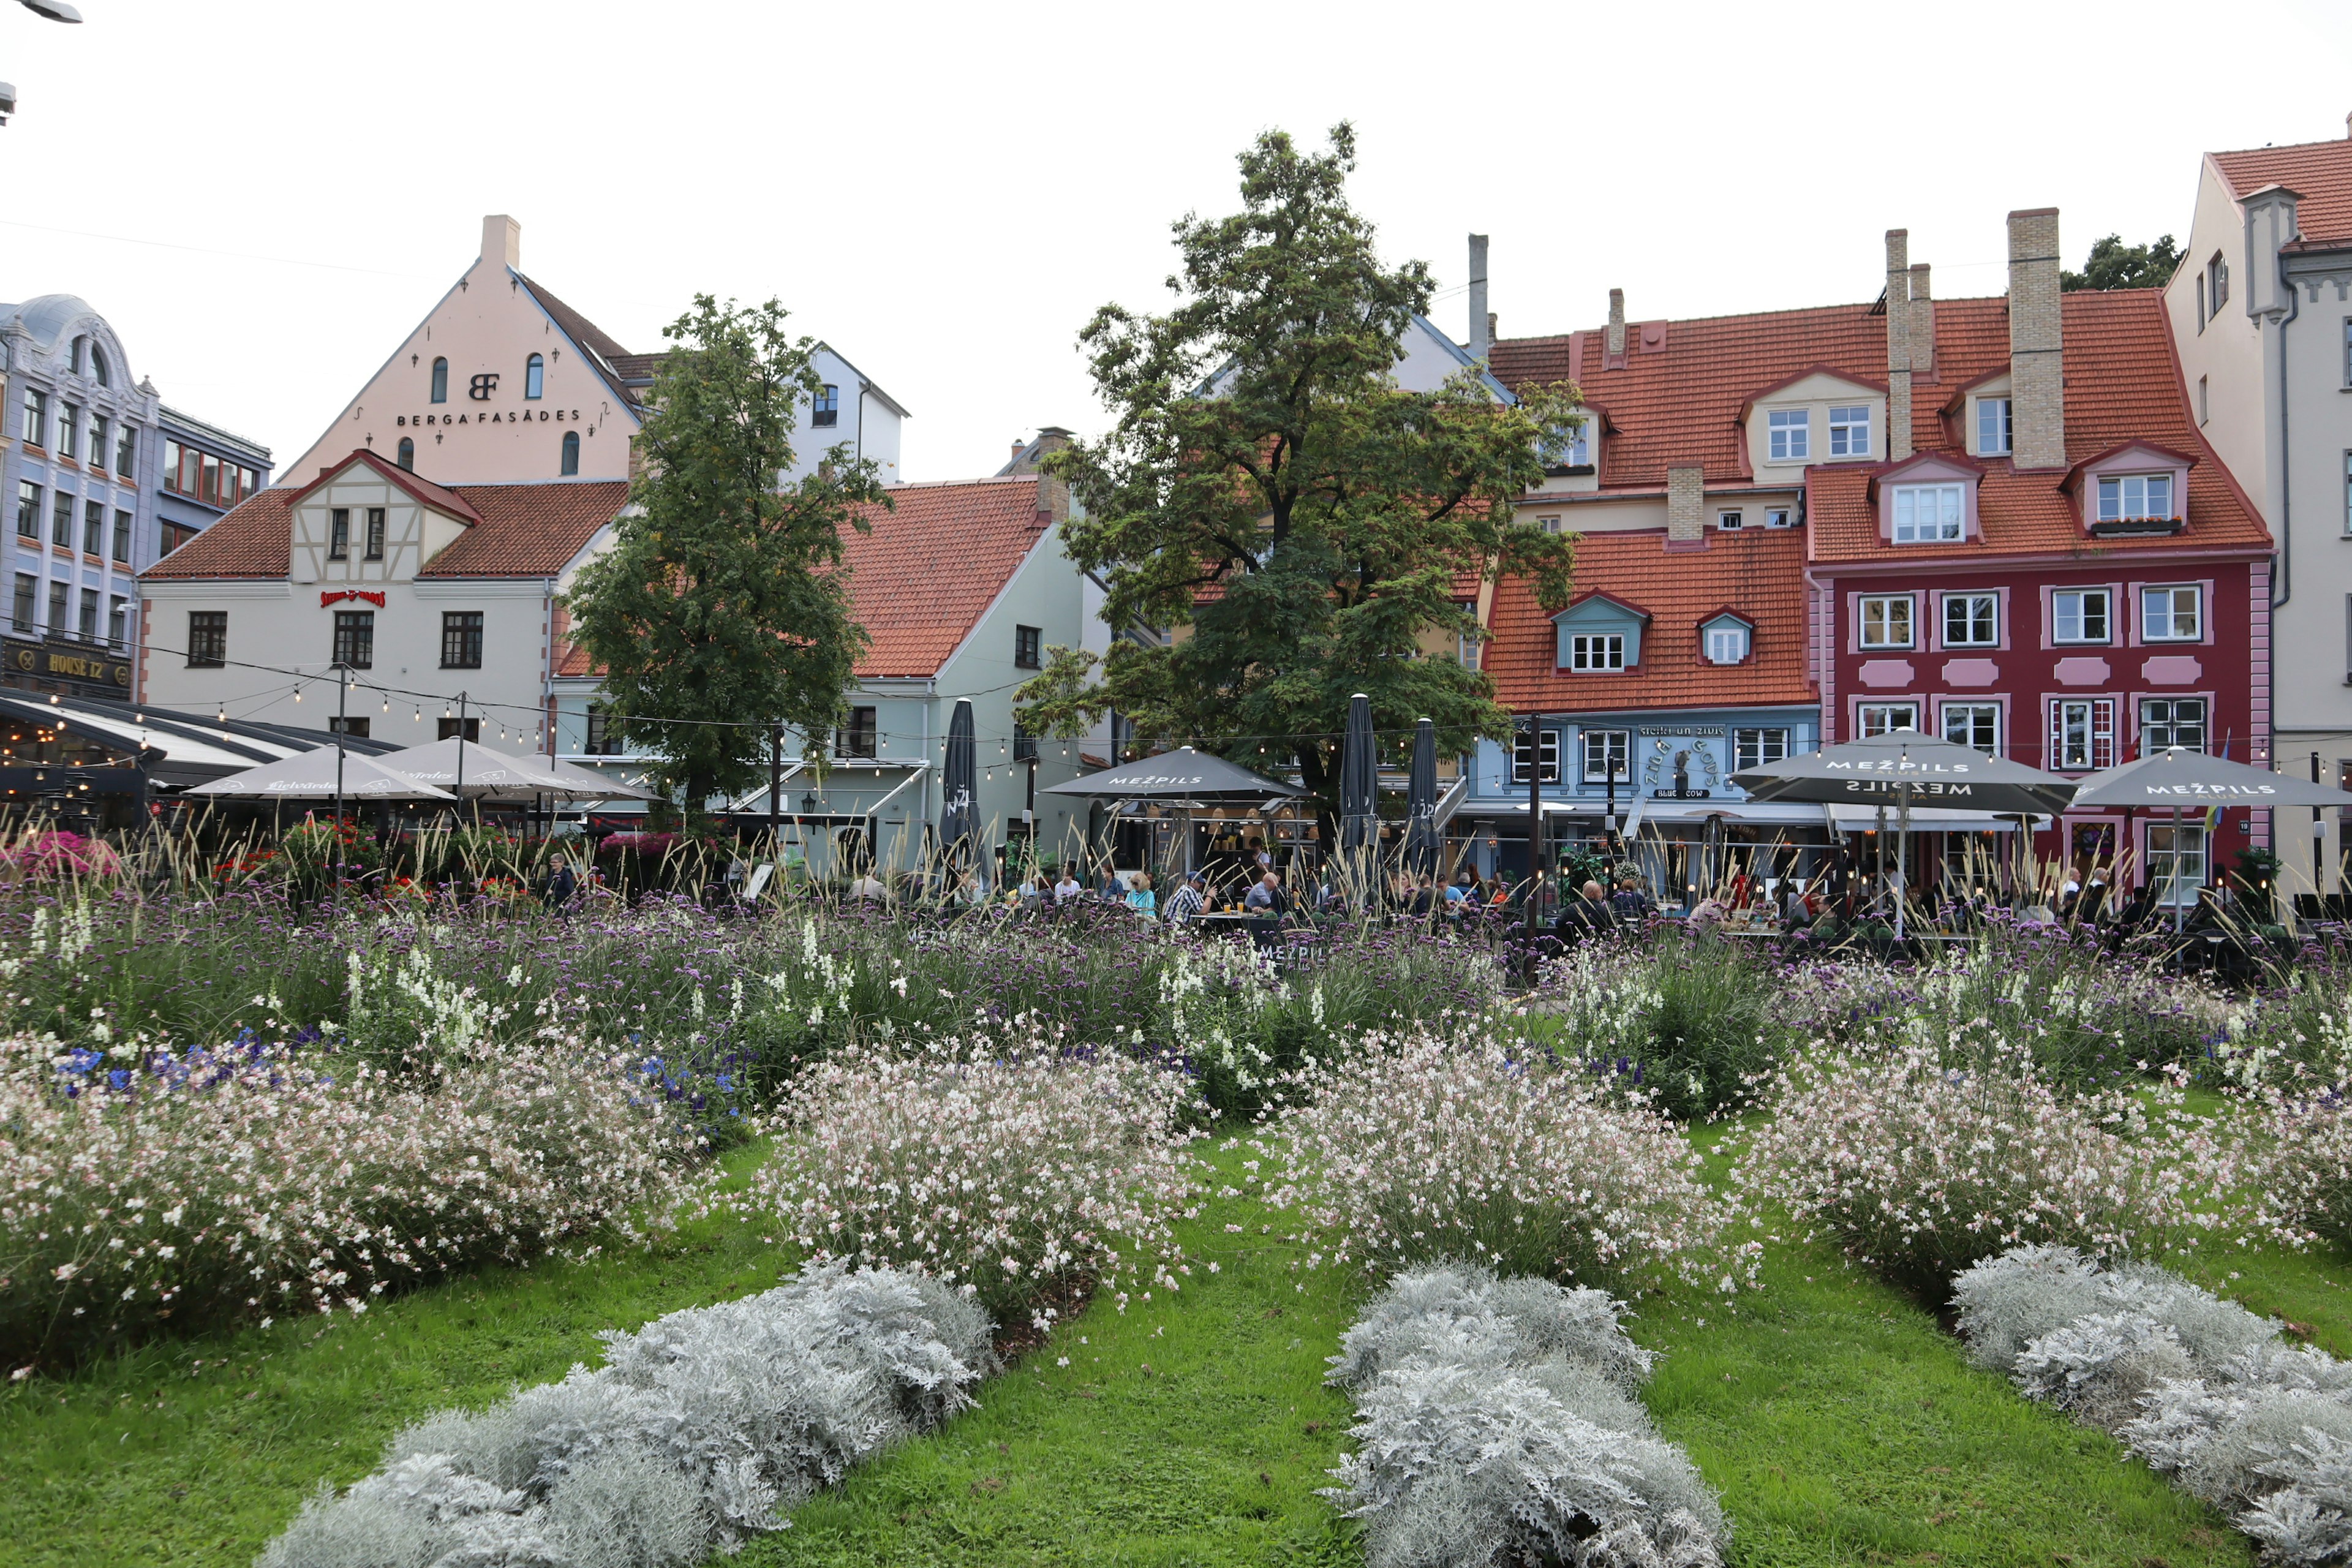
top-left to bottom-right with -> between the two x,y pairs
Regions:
260,1262 -> 991,1567
1736,1041 -> 2247,1291
1322,1265 -> 1724,1568
0,1030 -> 688,1366
1263,1032 -> 1756,1294
745,1033 -> 1196,1321
1538,933 -> 1779,1120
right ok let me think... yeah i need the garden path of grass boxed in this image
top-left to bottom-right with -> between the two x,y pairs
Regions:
10,1137 -> 2352,1566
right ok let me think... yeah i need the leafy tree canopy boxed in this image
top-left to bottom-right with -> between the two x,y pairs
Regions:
2062,233 -> 2182,292
564,296 -> 889,816
1017,123 -> 1580,826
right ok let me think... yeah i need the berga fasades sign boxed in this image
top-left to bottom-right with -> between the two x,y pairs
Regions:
4,635 -> 130,690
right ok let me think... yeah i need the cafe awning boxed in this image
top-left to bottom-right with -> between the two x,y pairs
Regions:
1823,804 -> 2051,833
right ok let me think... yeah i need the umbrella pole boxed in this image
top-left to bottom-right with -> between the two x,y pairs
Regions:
333,665 -> 347,904
2174,803 -> 2185,935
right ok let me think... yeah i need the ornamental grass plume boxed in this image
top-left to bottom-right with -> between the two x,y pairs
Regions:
746,1031 -> 1197,1321
1733,1039 -> 2248,1291
1261,1032 -> 1757,1294
0,1030 -> 688,1366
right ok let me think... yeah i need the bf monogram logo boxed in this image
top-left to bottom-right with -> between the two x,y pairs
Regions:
469,373 -> 499,401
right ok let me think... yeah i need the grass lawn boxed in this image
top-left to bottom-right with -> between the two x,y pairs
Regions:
3,1134 -> 2326,1566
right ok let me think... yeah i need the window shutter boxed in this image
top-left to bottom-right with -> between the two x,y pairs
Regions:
2094,699 -> 2116,771
2047,699 -> 2061,771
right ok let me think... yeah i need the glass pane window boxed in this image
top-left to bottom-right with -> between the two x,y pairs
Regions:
83,499 -> 103,556
1891,483 -> 1965,542
1567,633 -> 1625,672
111,510 -> 129,564
86,413 -> 106,468
19,386 -> 44,446
187,611 -> 226,666
328,507 -> 350,559
2141,584 -> 2201,641
15,482 -> 39,540
1580,729 -> 1629,784
1942,592 -> 1997,646
77,588 -> 97,641
116,424 -> 134,475
1705,624 -> 1746,663
45,581 -> 64,633
2052,587 -> 2110,644
2148,821 -> 2207,907
524,353 -> 544,399
10,575 -> 32,633
1858,703 -> 1920,737
813,384 -> 840,428
331,609 -> 374,669
1942,703 -> 2000,756
2139,697 -> 2207,754
107,595 -> 126,649
50,491 -> 72,548
1510,729 -> 1561,784
365,507 -> 386,560
440,611 -> 483,669
2097,473 -> 2175,522
55,404 -> 77,461
1734,728 -> 1790,770
1860,595 -> 1913,649
584,705 -> 623,756
1977,397 -> 2013,455
1768,408 -> 1809,461
835,706 -> 878,758
1828,405 -> 1870,458
2051,698 -> 2116,771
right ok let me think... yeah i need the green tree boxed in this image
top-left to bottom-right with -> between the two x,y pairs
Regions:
2062,233 -> 2182,291
564,296 -> 888,817
1017,123 -> 1580,828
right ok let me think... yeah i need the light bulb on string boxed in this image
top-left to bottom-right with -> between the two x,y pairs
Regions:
413,707 -> 422,723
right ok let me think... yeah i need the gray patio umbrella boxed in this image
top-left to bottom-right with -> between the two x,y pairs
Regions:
1041,747 -> 1302,803
183,746 -> 455,801
1731,729 -> 2078,939
1339,693 -> 1378,850
938,697 -> 978,867
375,739 -> 663,801
2073,748 -> 2352,930
1401,717 -> 1440,876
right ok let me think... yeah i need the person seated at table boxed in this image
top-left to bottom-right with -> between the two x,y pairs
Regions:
1687,893 -> 1730,935
1556,880 -> 1615,944
1780,876 -> 1814,931
1164,872 -> 1206,922
1444,870 -> 1472,911
1124,870 -> 1158,917
1245,869 -> 1286,916
1051,865 -> 1084,902
1608,872 -> 1652,925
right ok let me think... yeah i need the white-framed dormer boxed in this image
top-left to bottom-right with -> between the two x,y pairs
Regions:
2065,439 -> 2195,538
1698,608 -> 1755,666
1868,451 -> 1984,546
1948,368 -> 2015,459
1740,366 -> 1887,475
1551,590 -> 1650,673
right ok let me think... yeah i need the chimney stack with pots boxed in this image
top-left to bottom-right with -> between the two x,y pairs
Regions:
481,213 -> 520,271
2007,208 -> 2067,470
1467,234 -> 1490,362
1884,230 -> 1912,462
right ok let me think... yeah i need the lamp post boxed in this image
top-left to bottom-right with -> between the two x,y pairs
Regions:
1523,712 -> 1545,949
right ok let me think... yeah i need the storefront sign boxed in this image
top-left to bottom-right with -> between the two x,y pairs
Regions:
1638,725 -> 1725,737
396,408 -> 582,428
2,636 -> 131,692
320,590 -> 387,608
1642,736 -> 1722,797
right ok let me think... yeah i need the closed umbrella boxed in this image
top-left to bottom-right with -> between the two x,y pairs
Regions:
183,746 -> 454,801
1402,717 -> 1439,877
938,697 -> 977,871
1338,692 -> 1378,908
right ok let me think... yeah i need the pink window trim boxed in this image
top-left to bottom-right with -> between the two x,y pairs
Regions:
2123,577 -> 2215,649
2040,691 -> 2120,774
1926,586 -> 2012,653
1846,589 -> 1920,655
2037,579 -> 2126,652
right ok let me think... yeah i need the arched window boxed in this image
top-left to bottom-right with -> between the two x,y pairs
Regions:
69,336 -> 83,374
397,437 -> 415,471
524,353 -> 544,400
90,347 -> 108,386
560,430 -> 579,476
431,357 -> 448,404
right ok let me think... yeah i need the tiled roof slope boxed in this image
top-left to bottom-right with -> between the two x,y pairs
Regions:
293,445 -> 482,523
517,276 -> 643,412
141,488 -> 296,579
842,476 -> 1047,679
1807,290 -> 2268,564
2214,137 -> 2352,246
1483,526 -> 1813,712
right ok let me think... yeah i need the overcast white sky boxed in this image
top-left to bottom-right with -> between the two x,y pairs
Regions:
3,0 -> 2350,483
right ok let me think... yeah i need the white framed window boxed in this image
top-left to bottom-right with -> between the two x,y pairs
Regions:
1567,632 -> 1626,672
2139,696 -> 2206,753
2052,587 -> 2111,644
1734,727 -> 1790,770
1828,405 -> 1870,458
2140,584 -> 2201,641
2147,821 -> 2207,908
1859,594 -> 1913,649
1942,703 -> 2000,756
1458,631 -> 1482,669
1536,515 -> 1562,535
1977,397 -> 2013,456
1858,703 -> 1920,737
1580,729 -> 1630,784
1768,408 -> 1809,461
1941,592 -> 1997,647
2049,698 -> 2116,772
2097,473 -> 2174,522
2208,253 -> 2229,314
1705,623 -> 1747,664
1891,483 -> 1966,542
1716,509 -> 1744,530
1511,728 -> 1561,785
1564,429 -> 1591,467
1764,506 -> 1794,529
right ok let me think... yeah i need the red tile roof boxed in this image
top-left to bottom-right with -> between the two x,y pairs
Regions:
1483,526 -> 1814,713
842,475 -> 1049,678
292,445 -> 481,523
2213,137 -> 2352,246
142,487 -> 297,579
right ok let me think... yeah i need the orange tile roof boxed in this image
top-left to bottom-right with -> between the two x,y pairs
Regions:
842,475 -> 1048,678
1483,526 -> 1814,713
141,487 -> 297,579
2214,137 -> 2352,246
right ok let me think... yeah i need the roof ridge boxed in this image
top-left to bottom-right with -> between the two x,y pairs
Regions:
884,473 -> 1039,493
2212,134 -> 2352,161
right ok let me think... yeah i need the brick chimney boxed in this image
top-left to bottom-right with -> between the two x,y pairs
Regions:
481,213 -> 520,271
1907,262 -> 1935,379
2007,208 -> 2066,470
1467,234 -> 1490,362
1605,288 -> 1626,358
1885,230 -> 1912,462
1666,464 -> 1706,543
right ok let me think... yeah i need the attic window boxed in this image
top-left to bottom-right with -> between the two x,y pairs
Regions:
813,384 -> 840,428
2097,473 -> 2173,523
1567,633 -> 1625,672
1535,515 -> 1562,534
1764,507 -> 1795,529
1891,483 -> 1965,543
1716,510 -> 1744,531
1768,409 -> 1809,461
1704,623 -> 1748,664
1828,405 -> 1870,458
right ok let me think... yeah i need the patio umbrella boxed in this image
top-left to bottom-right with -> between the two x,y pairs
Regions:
2072,748 -> 2352,930
1338,693 -> 1379,908
1041,747 -> 1302,803
938,697 -> 978,870
1401,717 -> 1440,876
374,739 -> 663,801
183,745 -> 455,801
1732,729 -> 2078,939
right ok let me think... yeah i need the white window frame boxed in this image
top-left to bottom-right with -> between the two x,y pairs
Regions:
1859,594 -> 1914,650
1510,728 -> 1561,785
1891,483 -> 1966,543
1767,408 -> 1809,462
1734,727 -> 1790,770
1763,506 -> 1794,529
1828,405 -> 1871,458
1858,703 -> 1920,737
1716,509 -> 1744,530
2097,473 -> 2175,523
1567,632 -> 1626,672
1976,396 -> 2013,456
2051,587 -> 2111,645
1580,729 -> 1630,785
2139,584 -> 2201,642
2138,696 -> 2207,754
2147,821 -> 2207,908
2050,698 -> 2116,772
1705,623 -> 1747,665
1536,515 -> 1562,535
1942,702 -> 2000,756
1941,592 -> 1998,648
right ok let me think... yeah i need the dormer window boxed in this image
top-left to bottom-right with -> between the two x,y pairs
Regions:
1977,398 -> 2012,456
1567,633 -> 1625,671
1891,483 -> 1964,542
1554,590 -> 1648,671
1828,405 -> 1870,458
1768,409 -> 1809,461
1716,509 -> 1744,531
1702,615 -> 1751,664
2097,473 -> 2173,524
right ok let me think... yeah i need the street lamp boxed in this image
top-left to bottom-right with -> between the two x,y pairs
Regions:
1,0 -> 85,129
